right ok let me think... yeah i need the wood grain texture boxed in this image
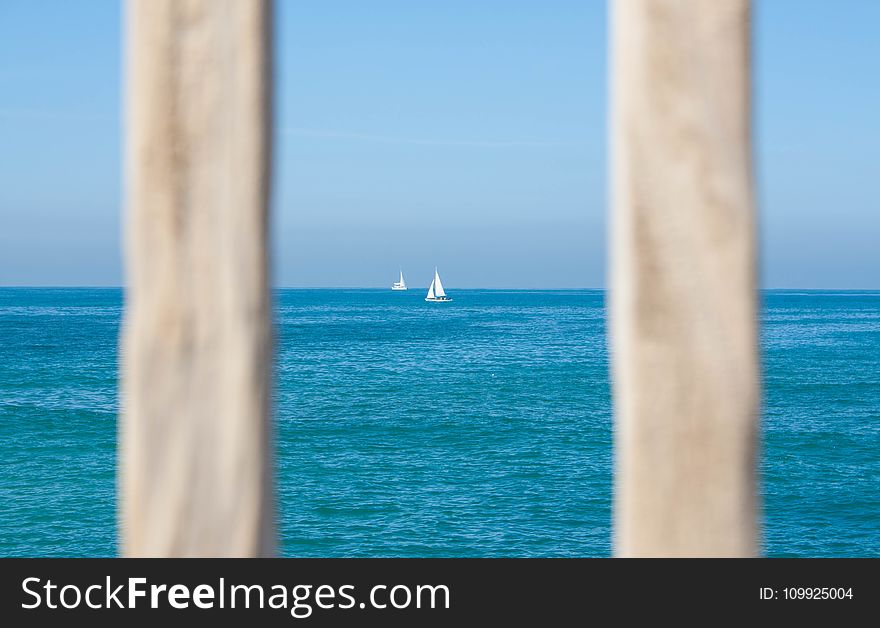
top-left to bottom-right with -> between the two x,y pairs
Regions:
121,0 -> 274,556
610,0 -> 759,556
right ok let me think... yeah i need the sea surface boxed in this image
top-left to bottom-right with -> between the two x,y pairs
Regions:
0,288 -> 877,557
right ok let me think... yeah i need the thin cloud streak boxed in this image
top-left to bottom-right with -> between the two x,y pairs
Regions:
279,126 -> 570,148
0,108 -> 116,122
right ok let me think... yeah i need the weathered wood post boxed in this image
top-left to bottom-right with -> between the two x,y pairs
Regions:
610,0 -> 759,556
121,0 -> 274,556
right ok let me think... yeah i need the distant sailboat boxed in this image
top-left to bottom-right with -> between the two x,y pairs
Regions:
392,269 -> 407,291
425,267 -> 452,302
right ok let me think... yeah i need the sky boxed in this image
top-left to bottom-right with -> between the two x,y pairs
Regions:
0,0 -> 877,288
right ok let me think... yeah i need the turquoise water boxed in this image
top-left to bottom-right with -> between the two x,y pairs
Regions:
0,288 -> 877,556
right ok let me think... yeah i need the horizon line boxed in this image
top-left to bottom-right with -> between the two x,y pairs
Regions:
2,285 -> 880,292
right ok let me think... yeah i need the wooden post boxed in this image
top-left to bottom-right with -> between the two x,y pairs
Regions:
610,0 -> 759,556
121,0 -> 274,556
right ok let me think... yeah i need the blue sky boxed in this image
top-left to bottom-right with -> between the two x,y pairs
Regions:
0,0 -> 877,288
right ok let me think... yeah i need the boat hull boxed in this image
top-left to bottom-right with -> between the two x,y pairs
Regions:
391,286 -> 407,291
425,297 -> 452,302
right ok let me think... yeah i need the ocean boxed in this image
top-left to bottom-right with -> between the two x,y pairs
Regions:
0,288 -> 877,557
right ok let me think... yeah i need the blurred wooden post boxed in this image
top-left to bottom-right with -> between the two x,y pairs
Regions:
121,0 -> 274,556
610,0 -> 759,556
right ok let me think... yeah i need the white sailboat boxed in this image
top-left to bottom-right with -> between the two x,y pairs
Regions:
391,269 -> 407,291
425,267 -> 452,302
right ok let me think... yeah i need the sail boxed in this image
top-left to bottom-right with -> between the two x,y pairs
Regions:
399,270 -> 405,287
426,278 -> 435,299
433,268 -> 446,298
